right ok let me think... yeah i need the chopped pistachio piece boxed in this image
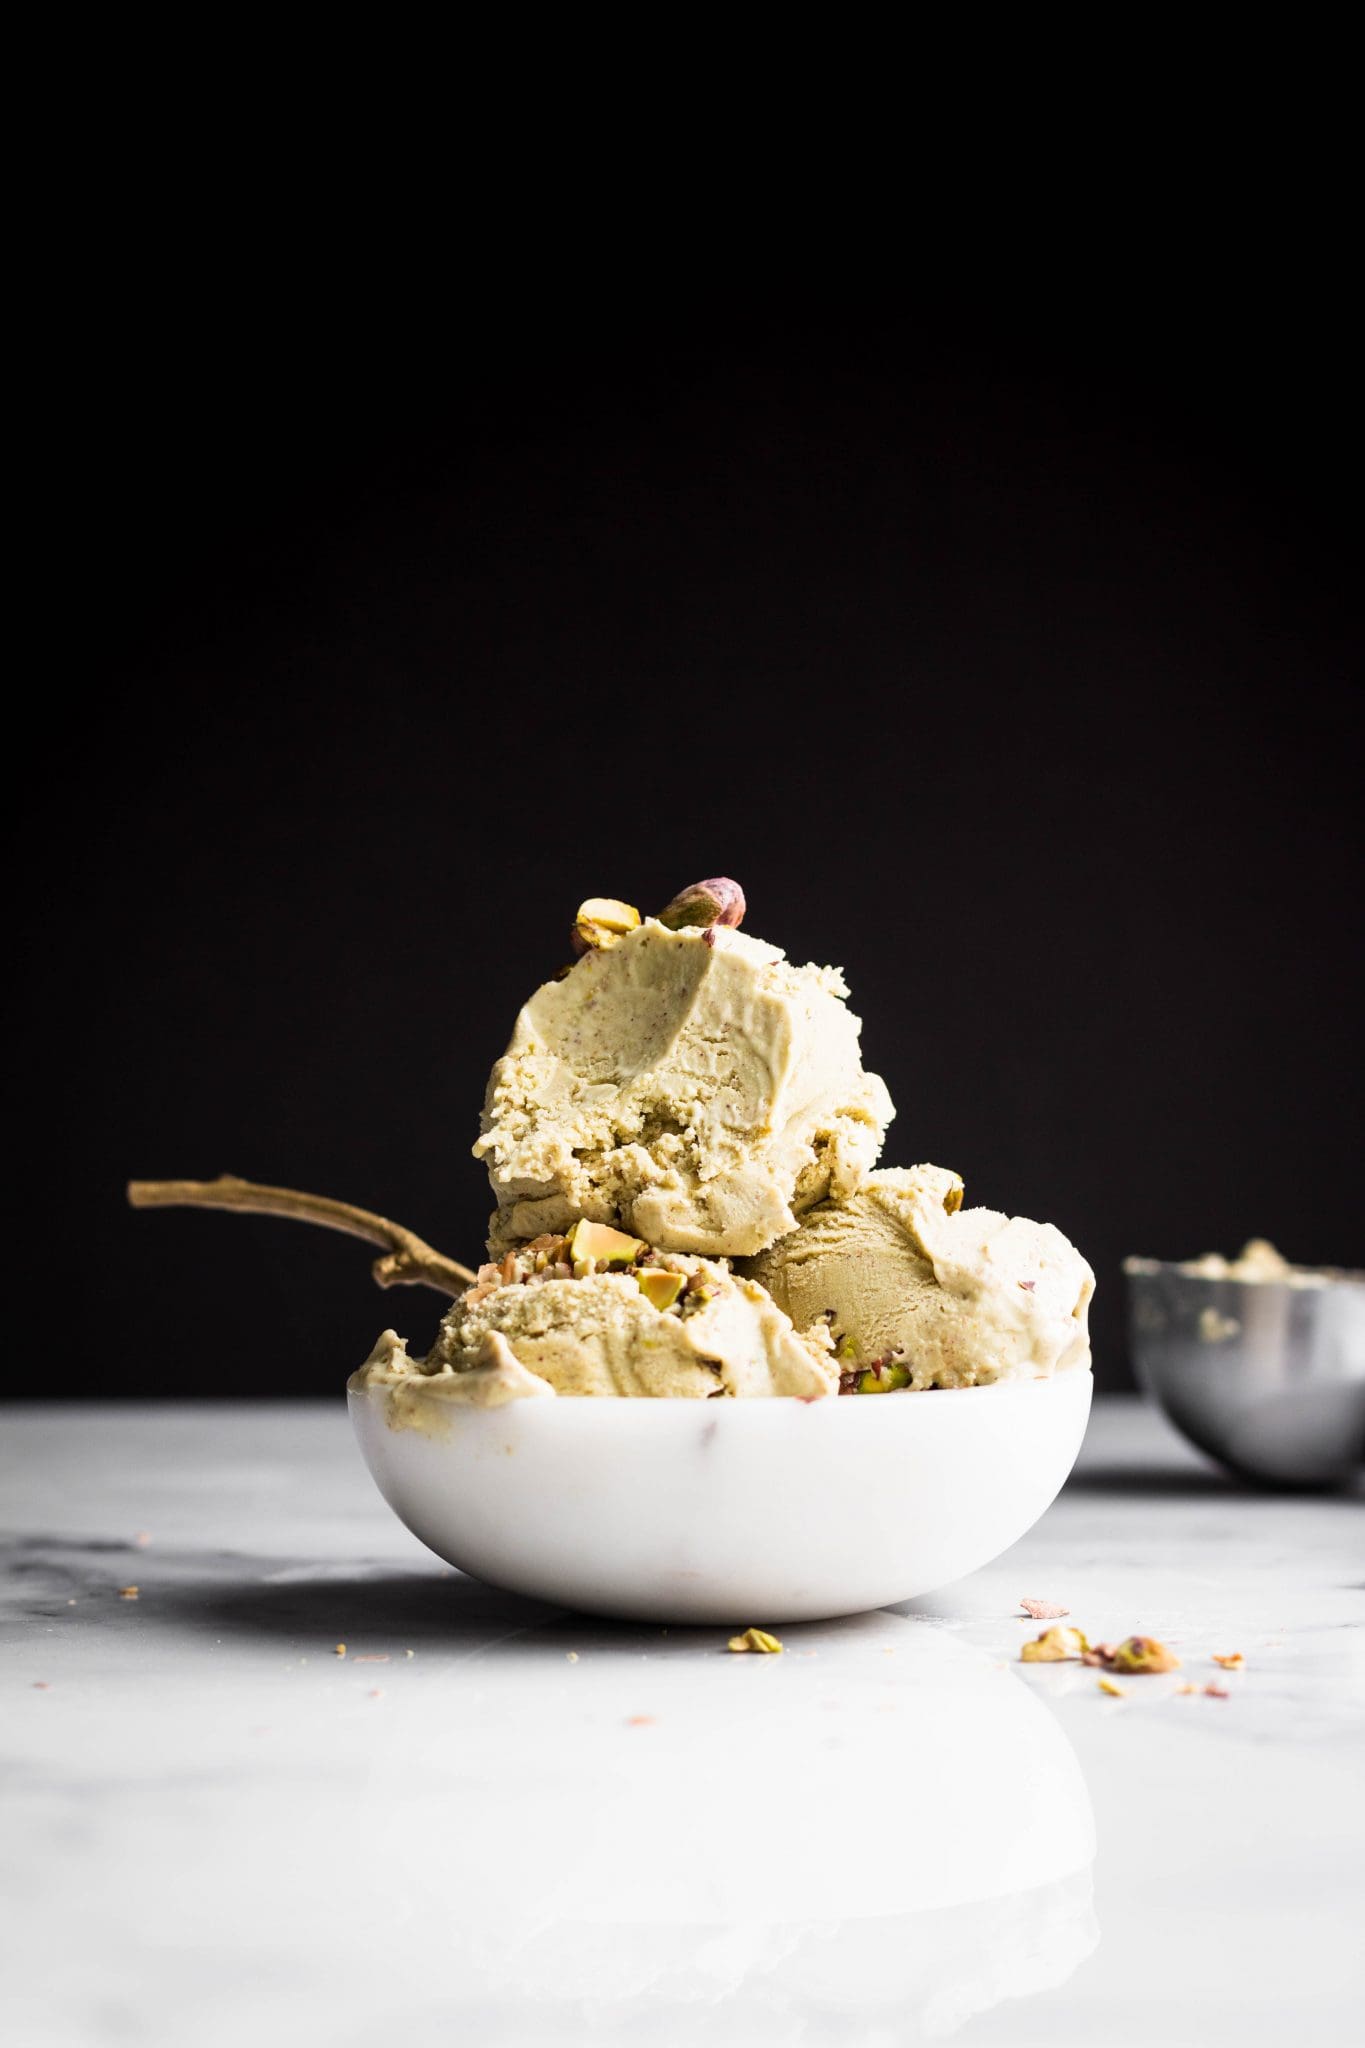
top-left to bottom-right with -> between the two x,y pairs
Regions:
727,1627 -> 784,1654
637,1269 -> 685,1312
567,1218 -> 646,1272
856,1361 -> 912,1394
1109,1634 -> 1180,1674
1020,1624 -> 1091,1663
571,897 -> 641,955
1097,1677 -> 1127,1697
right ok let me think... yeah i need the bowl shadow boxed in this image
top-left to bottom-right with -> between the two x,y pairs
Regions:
1067,1462 -> 1364,1499
4,1533 -> 979,1656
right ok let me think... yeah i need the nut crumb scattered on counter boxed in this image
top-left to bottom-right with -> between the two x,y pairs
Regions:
626,1715 -> 656,1727
1020,1598 -> 1069,1619
33,1681 -> 50,1690
566,1652 -> 579,1663
1108,1636 -> 1180,1674
1097,1678 -> 1126,1697
1021,1625 -> 1089,1662
1212,1652 -> 1245,1670
354,1655 -> 389,1664
728,1628 -> 783,1654
1023,1628 -> 1182,1675
117,1586 -> 139,1600
334,1644 -> 346,1658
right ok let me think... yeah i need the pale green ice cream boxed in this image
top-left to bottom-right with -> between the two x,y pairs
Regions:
744,1165 -> 1095,1389
474,919 -> 894,1259
350,1245 -> 837,1417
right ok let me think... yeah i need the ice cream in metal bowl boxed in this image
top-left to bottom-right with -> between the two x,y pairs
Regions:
1124,1242 -> 1365,1489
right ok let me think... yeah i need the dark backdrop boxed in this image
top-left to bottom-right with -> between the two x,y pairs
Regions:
15,295 -> 1361,1397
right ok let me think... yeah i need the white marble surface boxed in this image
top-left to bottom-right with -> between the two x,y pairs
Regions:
2,1396 -> 1361,2047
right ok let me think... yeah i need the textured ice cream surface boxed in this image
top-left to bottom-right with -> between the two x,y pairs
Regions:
348,1235 -> 837,1418
351,1326 -> 555,1424
743,1165 -> 1095,1390
473,919 -> 894,1259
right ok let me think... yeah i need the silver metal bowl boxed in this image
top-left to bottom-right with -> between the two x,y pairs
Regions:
1123,1258 -> 1365,1488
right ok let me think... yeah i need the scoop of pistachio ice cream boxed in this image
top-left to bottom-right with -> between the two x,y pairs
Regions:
473,917 -> 894,1259
743,1165 -> 1095,1390
349,1223 -> 837,1417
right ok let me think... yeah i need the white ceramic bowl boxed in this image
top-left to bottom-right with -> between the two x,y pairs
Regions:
349,1369 -> 1092,1623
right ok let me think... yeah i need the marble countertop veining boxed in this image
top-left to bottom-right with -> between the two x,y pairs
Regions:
2,1396 -> 1362,2047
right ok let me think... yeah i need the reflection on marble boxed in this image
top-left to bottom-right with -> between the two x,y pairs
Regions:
4,1535 -> 1094,2044
3,1400 -> 1362,2047
363,1618 -> 1096,2042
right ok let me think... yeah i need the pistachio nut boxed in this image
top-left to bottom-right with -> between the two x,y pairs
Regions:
855,1360 -> 912,1394
637,1269 -> 685,1312
571,897 -> 641,955
656,877 -> 746,932
727,1627 -> 783,1654
1109,1635 -> 1180,1674
1020,1625 -> 1091,1663
567,1218 -> 646,1273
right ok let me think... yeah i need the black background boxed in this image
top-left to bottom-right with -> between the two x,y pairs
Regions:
15,287 -> 1361,1398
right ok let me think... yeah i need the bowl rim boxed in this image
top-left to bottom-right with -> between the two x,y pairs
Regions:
1122,1255 -> 1365,1287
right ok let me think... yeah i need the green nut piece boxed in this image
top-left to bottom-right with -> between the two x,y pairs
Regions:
656,878 -> 746,933
571,898 -> 641,956
1020,1625 -> 1091,1663
727,1628 -> 783,1654
1109,1635 -> 1180,1674
637,1269 -> 685,1312
567,1219 -> 646,1273
856,1361 -> 912,1394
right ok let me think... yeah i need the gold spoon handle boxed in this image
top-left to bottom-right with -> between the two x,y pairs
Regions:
126,1175 -> 477,1296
